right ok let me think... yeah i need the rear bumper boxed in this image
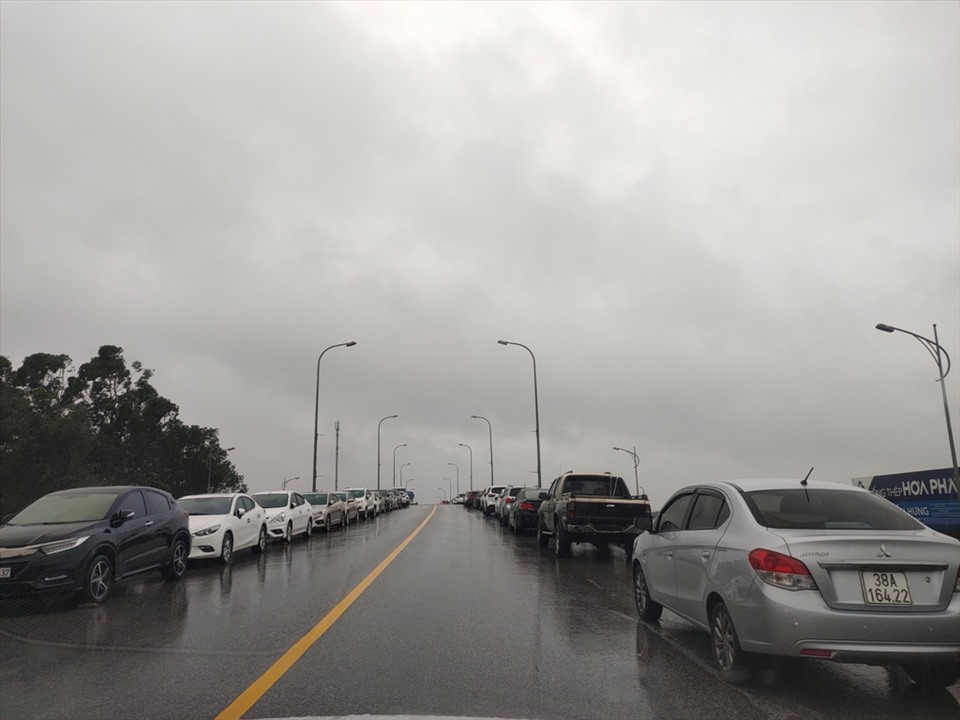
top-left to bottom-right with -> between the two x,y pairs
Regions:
564,523 -> 640,543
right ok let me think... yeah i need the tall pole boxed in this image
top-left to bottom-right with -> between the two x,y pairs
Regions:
876,323 -> 959,497
443,477 -> 452,499
459,443 -> 473,492
377,414 -> 398,490
400,462 -> 411,487
438,487 -> 446,502
612,446 -> 641,497
282,476 -> 300,490
448,462 -> 460,497
498,340 -> 542,488
393,443 -> 407,488
334,421 -> 341,491
313,341 -> 357,492
472,415 -> 494,487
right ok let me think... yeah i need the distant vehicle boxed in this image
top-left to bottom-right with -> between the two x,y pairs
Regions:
480,486 -> 506,516
496,486 -> 522,525
537,472 -> 651,557
178,493 -> 267,563
251,491 -> 313,542
632,479 -> 960,688
406,489 -> 417,505
343,488 -> 376,519
506,488 -> 548,535
0,486 -> 190,604
335,492 -> 359,525
302,492 -> 346,532
463,490 -> 479,509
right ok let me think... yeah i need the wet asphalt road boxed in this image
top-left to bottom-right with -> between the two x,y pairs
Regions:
1,504 -> 958,720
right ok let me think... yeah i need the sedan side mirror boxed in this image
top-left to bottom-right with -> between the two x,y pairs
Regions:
110,509 -> 136,528
236,507 -> 247,518
634,515 -> 653,533
538,492 -> 549,500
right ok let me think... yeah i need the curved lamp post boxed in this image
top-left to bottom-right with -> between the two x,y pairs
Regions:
438,487 -> 447,502
612,446 -> 643,497
448,462 -> 460,497
498,340 -> 542,487
282,475 -> 300,490
400,462 -> 412,487
207,446 -> 236,493
313,341 -> 357,492
377,414 -> 398,489
443,477 -> 452,499
472,415 -> 494,487
458,443 -> 473,492
393,443 -> 407,488
876,323 -> 958,492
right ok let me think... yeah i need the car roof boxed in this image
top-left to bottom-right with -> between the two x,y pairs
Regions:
675,479 -> 866,494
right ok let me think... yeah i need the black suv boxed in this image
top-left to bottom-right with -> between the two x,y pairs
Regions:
0,486 -> 191,604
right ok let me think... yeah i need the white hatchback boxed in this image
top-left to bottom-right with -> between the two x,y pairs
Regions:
178,493 -> 267,564
251,491 -> 313,543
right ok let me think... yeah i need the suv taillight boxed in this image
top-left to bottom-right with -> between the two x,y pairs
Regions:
748,548 -> 817,591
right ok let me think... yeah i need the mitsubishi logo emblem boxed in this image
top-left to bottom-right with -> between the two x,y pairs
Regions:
878,544 -> 892,558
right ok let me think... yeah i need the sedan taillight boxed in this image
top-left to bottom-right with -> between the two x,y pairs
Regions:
518,502 -> 536,511
748,548 -> 817,591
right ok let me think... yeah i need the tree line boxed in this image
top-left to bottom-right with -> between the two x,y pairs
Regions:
0,345 -> 245,516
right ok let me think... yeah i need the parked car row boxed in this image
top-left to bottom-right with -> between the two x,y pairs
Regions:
466,474 -> 960,691
0,484 -> 413,605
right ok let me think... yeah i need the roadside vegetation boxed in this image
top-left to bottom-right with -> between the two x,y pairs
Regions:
0,345 -> 244,515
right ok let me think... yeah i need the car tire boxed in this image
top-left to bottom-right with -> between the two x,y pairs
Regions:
81,554 -> 112,604
303,519 -> 313,539
341,513 -> 347,530
252,525 -> 267,554
218,532 -> 233,565
555,524 -> 571,558
709,601 -> 753,684
633,563 -> 663,621
284,522 -> 293,543
537,520 -> 549,548
901,663 -> 960,689
161,537 -> 189,581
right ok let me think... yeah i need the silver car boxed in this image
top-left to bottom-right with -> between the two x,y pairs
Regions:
632,479 -> 960,688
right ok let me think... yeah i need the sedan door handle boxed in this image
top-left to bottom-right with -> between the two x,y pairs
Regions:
666,551 -> 674,559
701,551 -> 711,560
144,521 -> 154,526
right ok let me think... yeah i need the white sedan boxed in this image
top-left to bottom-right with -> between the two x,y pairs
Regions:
303,492 -> 347,531
178,493 -> 267,564
251,491 -> 313,543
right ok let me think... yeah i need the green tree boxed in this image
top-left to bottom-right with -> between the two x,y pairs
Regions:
0,345 -> 244,516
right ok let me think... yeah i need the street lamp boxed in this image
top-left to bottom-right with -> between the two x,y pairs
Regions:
443,477 -> 452,499
282,475 -> 300,490
876,323 -> 959,492
448,462 -> 460,497
612,446 -> 643,497
377,414 -> 399,489
458,443 -> 473,492
400,462 -> 412,487
313,341 -> 357,492
472,415 -> 495,487
392,443 -> 407,488
207,446 -> 236,493
498,340 -> 542,487
438,487 -> 447,502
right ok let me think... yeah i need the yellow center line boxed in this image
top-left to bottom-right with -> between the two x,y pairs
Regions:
215,504 -> 438,720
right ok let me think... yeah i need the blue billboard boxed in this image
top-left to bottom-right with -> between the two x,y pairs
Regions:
853,467 -> 960,540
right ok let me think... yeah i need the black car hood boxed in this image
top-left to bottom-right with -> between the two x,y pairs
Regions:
0,521 -> 106,548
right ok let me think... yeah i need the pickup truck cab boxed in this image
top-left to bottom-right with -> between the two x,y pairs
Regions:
537,472 -> 652,558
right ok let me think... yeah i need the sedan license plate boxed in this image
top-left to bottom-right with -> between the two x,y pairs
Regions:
861,570 -> 912,605
0,567 -> 10,579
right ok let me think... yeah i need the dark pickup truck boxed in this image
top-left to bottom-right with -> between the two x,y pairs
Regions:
537,472 -> 652,557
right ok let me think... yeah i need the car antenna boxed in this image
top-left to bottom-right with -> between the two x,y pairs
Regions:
800,467 -> 813,501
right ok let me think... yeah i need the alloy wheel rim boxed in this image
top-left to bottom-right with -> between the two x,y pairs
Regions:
90,559 -> 110,601
634,568 -> 646,612
713,611 -> 734,670
222,536 -> 232,562
173,543 -> 187,574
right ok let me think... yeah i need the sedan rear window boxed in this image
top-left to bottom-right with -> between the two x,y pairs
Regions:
743,489 -> 924,531
179,497 -> 232,515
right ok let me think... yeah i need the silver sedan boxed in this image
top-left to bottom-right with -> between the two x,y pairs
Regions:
631,478 -> 960,688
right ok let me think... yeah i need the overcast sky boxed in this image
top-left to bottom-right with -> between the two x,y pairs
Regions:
1,1 -> 958,504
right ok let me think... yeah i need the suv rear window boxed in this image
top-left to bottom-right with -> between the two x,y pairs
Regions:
743,489 -> 924,531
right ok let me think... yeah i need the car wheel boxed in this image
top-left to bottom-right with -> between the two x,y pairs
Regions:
161,537 -> 189,581
537,520 -> 549,548
555,524 -> 571,558
902,663 -> 960,689
633,563 -> 663,621
218,532 -> 233,565
252,525 -> 267,554
710,601 -> 753,684
341,513 -> 347,530
284,522 -> 293,543
81,554 -> 112,604
303,519 -> 313,539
